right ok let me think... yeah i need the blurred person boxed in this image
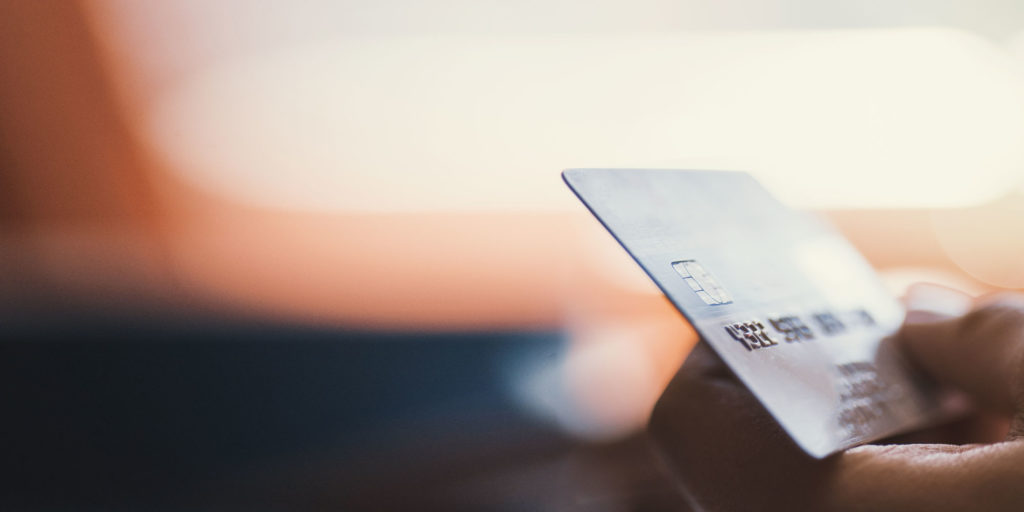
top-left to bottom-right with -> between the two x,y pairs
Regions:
650,286 -> 1024,511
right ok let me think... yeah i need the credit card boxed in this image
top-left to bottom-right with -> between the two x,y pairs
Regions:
563,168 -> 952,458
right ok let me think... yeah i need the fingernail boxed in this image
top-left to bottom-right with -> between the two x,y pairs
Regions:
903,310 -> 950,325
904,284 -> 972,318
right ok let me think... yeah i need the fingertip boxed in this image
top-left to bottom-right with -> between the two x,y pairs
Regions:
894,314 -> 966,391
897,312 -> 959,351
898,283 -> 972,366
898,295 -> 1024,415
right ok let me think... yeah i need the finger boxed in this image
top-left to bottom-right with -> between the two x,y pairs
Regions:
649,341 -> 839,511
827,440 -> 1024,511
651,340 -> 1024,511
898,293 -> 1024,418
878,411 -> 1008,446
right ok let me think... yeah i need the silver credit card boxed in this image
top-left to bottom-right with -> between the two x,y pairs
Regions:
563,168 -> 950,458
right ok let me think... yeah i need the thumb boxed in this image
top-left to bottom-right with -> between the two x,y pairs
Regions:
899,293 -> 1024,419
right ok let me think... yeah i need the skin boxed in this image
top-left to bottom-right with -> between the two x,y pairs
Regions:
649,288 -> 1024,511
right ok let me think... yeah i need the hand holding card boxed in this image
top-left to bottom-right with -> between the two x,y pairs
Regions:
564,169 -> 956,457
649,287 -> 1024,511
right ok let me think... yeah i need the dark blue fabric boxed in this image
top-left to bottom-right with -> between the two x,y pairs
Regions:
0,312 -> 568,508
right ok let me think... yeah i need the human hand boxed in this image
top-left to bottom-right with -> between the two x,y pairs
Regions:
649,288 -> 1024,511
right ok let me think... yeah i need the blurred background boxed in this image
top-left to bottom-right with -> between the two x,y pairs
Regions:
2,0 -> 1024,510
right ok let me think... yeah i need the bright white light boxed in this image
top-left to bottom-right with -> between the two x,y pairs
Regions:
146,28 -> 1024,212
